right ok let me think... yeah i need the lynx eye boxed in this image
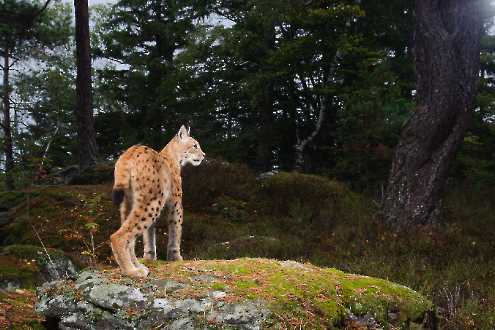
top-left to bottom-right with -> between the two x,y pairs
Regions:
194,144 -> 198,149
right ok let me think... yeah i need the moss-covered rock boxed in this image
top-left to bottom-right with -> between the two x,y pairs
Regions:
1,245 -> 77,285
0,256 -> 38,290
36,258 -> 436,329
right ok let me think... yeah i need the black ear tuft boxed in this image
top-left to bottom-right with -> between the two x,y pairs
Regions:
112,189 -> 125,205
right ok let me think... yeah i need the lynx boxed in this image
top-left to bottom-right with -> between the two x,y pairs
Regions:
110,125 -> 205,277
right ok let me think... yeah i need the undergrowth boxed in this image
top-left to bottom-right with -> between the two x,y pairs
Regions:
0,160 -> 494,328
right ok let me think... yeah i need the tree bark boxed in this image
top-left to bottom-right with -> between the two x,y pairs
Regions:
255,20 -> 276,172
2,48 -> 14,190
294,97 -> 325,172
256,82 -> 274,171
74,0 -> 97,171
383,0 -> 481,227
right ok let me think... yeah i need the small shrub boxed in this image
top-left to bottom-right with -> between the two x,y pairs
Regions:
210,196 -> 250,222
260,172 -> 374,224
182,159 -> 257,210
68,163 -> 114,185
198,235 -> 285,260
2,244 -> 65,260
0,191 -> 33,211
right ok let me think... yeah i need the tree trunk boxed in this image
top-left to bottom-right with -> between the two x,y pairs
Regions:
256,82 -> 274,171
294,97 -> 325,172
2,48 -> 14,190
74,0 -> 97,171
255,19 -> 276,172
382,0 -> 481,227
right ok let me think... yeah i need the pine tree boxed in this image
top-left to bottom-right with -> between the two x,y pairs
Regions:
0,0 -> 68,189
383,0 -> 482,226
74,0 -> 97,171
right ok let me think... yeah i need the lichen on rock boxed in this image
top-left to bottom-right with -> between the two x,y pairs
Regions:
35,258 -> 436,329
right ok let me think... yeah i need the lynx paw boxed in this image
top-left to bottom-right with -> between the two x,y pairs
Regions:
143,252 -> 157,261
167,254 -> 183,261
127,266 -> 149,278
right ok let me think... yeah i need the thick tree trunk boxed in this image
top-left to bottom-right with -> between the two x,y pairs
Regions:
255,20 -> 276,172
383,0 -> 481,227
256,82 -> 274,171
74,0 -> 97,171
2,48 -> 14,190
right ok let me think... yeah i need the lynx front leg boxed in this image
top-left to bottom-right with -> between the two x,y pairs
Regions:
143,223 -> 157,260
166,200 -> 183,261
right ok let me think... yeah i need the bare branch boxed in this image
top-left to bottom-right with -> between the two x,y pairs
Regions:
31,222 -> 60,278
40,122 -> 60,168
298,96 -> 326,151
34,0 -> 53,20
293,95 -> 327,171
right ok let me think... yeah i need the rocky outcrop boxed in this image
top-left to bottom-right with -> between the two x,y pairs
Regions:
36,270 -> 269,330
36,258 -> 436,329
0,245 -> 77,291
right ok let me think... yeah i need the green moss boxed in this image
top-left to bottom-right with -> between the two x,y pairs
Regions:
0,289 -> 44,328
0,191 -> 32,210
315,299 -> 343,323
12,320 -> 45,330
0,265 -> 37,288
3,244 -> 65,260
0,245 -> 71,289
145,258 -> 434,328
234,279 -> 258,290
211,283 -> 227,291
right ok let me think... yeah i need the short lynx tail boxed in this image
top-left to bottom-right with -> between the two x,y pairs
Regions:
112,189 -> 125,205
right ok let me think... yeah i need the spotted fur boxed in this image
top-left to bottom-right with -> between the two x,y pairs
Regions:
110,125 -> 205,278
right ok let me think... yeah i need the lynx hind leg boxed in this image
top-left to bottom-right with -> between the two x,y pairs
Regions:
143,198 -> 164,260
119,194 -> 146,269
119,192 -> 132,224
128,238 -> 148,271
110,227 -> 145,277
110,208 -> 150,278
166,199 -> 183,261
143,223 -> 157,260
117,193 -> 144,269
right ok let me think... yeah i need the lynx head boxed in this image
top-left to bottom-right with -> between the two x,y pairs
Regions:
176,125 -> 205,166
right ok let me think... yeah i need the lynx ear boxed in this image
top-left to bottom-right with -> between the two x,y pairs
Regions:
178,125 -> 189,141
187,126 -> 191,135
